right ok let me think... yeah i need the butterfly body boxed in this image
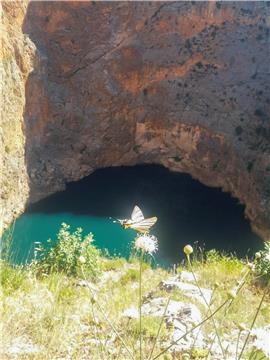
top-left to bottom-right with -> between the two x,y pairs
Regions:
117,206 -> 157,233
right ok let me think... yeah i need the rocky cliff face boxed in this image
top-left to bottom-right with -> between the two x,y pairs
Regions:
0,1 -> 36,233
1,1 -> 270,239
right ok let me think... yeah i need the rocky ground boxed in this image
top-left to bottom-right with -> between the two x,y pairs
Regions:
2,262 -> 269,360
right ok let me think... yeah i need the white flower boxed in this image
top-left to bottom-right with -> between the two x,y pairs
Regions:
134,234 -> 158,255
78,256 -> 86,264
122,307 -> 139,319
85,233 -> 94,243
265,250 -> 270,262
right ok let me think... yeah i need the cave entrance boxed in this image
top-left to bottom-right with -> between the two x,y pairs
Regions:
8,165 -> 261,265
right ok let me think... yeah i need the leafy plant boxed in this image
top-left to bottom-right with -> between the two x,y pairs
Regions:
254,241 -> 270,283
36,223 -> 101,279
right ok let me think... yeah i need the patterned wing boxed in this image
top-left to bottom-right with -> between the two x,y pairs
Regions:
131,205 -> 144,222
130,217 -> 158,233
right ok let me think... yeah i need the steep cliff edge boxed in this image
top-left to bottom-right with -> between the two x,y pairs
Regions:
0,1 -> 36,233
1,1 -> 270,239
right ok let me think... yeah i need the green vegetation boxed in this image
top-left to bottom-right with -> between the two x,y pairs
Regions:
1,225 -> 269,359
34,223 -> 102,279
254,241 -> 270,283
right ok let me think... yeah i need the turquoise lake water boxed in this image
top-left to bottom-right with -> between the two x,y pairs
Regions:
3,165 -> 262,266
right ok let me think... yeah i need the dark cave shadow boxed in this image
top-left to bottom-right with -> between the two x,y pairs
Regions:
27,164 -> 262,259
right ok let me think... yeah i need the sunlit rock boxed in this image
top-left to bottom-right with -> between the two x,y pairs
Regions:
1,1 -> 270,240
160,278 -> 212,307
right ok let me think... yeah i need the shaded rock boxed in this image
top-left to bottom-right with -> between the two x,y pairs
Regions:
76,279 -> 97,292
141,297 -> 204,353
142,297 -> 202,322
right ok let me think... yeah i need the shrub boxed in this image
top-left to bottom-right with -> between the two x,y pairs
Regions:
100,256 -> 126,271
0,261 -> 27,295
36,223 -> 101,279
254,241 -> 270,283
119,268 -> 139,285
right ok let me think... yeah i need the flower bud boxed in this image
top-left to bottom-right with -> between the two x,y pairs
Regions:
255,252 -> 261,259
247,262 -> 255,272
237,323 -> 247,332
183,245 -> 193,256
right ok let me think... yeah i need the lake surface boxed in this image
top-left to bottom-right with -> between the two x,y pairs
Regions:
3,165 -> 262,266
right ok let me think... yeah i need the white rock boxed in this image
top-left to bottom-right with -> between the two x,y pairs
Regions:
141,297 -> 201,323
122,307 -> 139,319
160,279 -> 212,307
179,271 -> 200,283
207,329 -> 251,359
251,326 -> 270,358
100,270 -> 123,283
6,336 -> 40,356
141,297 -> 204,352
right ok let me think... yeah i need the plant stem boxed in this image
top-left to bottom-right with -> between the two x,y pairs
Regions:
81,267 -> 134,360
139,251 -> 144,360
187,255 -> 225,358
206,267 -> 251,359
117,318 -> 131,360
235,329 -> 241,360
152,299 -> 229,360
90,303 -> 105,360
148,297 -> 171,360
192,287 -> 216,350
237,278 -> 270,360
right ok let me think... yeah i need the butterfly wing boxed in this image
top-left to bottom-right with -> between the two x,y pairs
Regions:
131,205 -> 144,222
130,217 -> 158,233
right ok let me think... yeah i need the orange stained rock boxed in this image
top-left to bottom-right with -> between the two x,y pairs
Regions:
115,52 -> 223,94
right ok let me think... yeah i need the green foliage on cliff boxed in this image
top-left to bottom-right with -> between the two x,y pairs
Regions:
33,223 -> 101,279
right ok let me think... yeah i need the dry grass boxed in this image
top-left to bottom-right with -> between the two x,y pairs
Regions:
0,253 -> 269,360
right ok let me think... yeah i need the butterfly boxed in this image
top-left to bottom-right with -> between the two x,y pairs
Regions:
117,205 -> 157,233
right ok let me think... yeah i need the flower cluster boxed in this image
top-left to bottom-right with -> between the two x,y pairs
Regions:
134,234 -> 158,255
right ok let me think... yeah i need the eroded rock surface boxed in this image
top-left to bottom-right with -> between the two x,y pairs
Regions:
160,276 -> 212,307
1,1 -> 270,238
0,1 -> 36,232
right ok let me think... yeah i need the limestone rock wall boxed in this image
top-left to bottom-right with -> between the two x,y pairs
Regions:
0,1 -> 36,233
1,1 -> 270,239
